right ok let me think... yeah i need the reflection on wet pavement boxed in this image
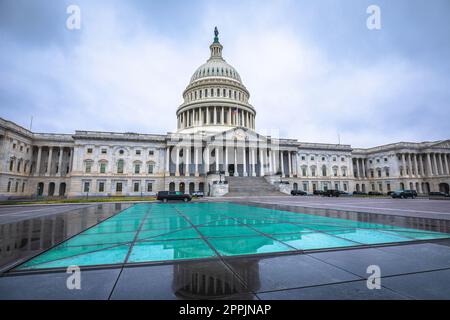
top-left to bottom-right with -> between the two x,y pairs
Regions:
0,203 -> 132,272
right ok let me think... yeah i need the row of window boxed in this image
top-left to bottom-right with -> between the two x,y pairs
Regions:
300,155 -> 347,162
83,181 -> 153,193
299,166 -> 348,177
86,148 -> 155,156
186,87 -> 247,103
85,160 -> 155,174
193,66 -> 239,80
6,179 -> 27,193
9,138 -> 30,153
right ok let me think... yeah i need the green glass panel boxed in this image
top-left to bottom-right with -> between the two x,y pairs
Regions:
64,232 -> 136,246
17,243 -> 118,269
83,223 -> 141,234
382,230 -> 450,240
273,232 -> 359,250
251,223 -> 314,234
19,244 -> 130,269
208,236 -> 294,256
326,229 -> 411,245
197,225 -> 261,237
128,239 -> 216,262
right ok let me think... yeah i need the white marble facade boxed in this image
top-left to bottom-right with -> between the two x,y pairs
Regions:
1,30 -> 449,199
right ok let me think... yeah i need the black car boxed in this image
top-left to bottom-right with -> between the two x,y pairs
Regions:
429,192 -> 449,197
157,191 -> 192,202
353,191 -> 368,196
291,190 -> 307,196
313,190 -> 324,195
322,189 -> 340,197
391,190 -> 416,199
387,191 -> 394,196
368,191 -> 383,196
404,190 -> 418,197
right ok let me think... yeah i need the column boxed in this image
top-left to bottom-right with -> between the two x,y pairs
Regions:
288,151 -> 293,177
215,147 -> 219,172
433,153 -> 439,176
444,153 -> 449,175
414,154 -> 419,176
361,158 -> 366,178
46,147 -> 53,176
165,147 -> 170,174
228,108 -> 232,125
295,152 -> 299,177
260,149 -> 265,176
272,149 -> 277,174
206,107 -> 210,125
251,148 -> 256,176
233,147 -> 238,176
268,149 -> 273,174
243,145 -> 247,176
213,107 -> 217,124
68,148 -> 74,173
205,146 -> 210,174
407,154 -> 412,177
438,153 -> 444,175
280,151 -> 284,177
200,108 -> 204,125
356,159 -> 360,178
194,147 -> 199,176
427,153 -> 433,176
35,146 -> 42,176
175,147 -> 180,176
221,107 -> 224,125
401,153 -> 407,176
224,147 -> 229,176
58,147 -> 63,176
185,147 -> 190,177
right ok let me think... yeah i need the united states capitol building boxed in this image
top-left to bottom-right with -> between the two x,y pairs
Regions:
1,29 -> 449,199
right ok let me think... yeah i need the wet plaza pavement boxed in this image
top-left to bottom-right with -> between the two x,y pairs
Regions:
1,197 -> 450,300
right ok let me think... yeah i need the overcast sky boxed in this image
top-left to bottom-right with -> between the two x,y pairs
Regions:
0,0 -> 449,148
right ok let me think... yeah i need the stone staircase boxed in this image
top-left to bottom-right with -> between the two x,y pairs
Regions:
225,176 -> 287,196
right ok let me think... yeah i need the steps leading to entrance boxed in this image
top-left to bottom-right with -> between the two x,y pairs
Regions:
225,176 -> 287,196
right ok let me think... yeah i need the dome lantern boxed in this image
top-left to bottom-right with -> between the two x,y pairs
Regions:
209,27 -> 223,60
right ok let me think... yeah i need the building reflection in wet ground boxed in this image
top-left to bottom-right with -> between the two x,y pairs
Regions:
0,203 -> 132,272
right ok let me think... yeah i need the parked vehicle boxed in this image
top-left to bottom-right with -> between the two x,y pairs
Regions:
404,190 -> 418,197
391,190 -> 416,199
322,189 -> 340,197
191,191 -> 204,197
352,191 -> 368,196
429,192 -> 450,197
338,191 -> 350,196
368,191 -> 383,196
387,191 -> 394,196
291,190 -> 307,196
157,191 -> 192,202
313,190 -> 324,195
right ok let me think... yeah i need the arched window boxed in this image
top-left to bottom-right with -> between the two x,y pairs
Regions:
322,165 -> 327,177
117,159 -> 124,174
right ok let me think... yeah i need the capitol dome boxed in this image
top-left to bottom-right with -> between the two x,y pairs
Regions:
177,27 -> 255,134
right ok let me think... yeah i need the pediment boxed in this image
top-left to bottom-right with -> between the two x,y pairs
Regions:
429,140 -> 450,150
207,127 -> 269,143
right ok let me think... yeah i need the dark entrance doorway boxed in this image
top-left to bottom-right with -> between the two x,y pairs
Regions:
37,182 -> 44,196
59,183 -> 66,196
439,183 -> 449,194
